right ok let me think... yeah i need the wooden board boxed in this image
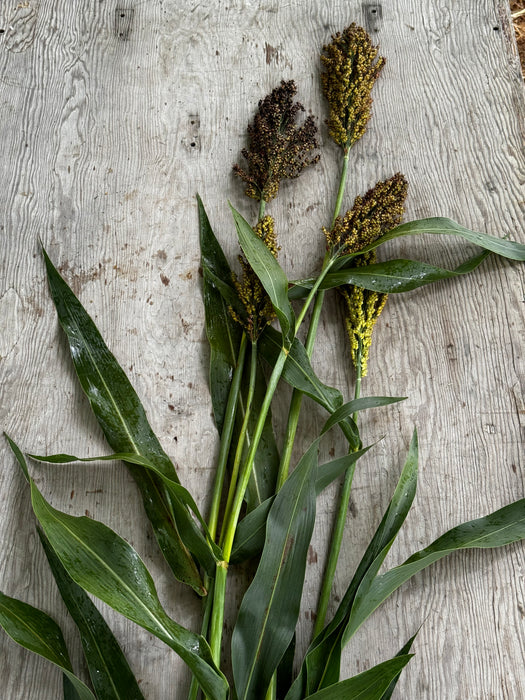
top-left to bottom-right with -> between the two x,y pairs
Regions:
1,1 -> 524,697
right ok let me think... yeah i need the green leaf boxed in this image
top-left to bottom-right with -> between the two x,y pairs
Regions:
38,528 -> 146,700
380,632 -> 419,700
260,327 -> 343,413
29,479 -> 229,700
231,446 -> 372,564
230,203 -> 295,346
321,397 -> 406,436
372,217 -> 525,260
0,591 -> 96,700
28,451 -> 222,572
4,432 -> 30,482
289,432 -> 418,697
289,250 -> 490,297
63,674 -> 83,700
231,440 -> 319,700
315,446 -> 374,495
198,195 -> 243,432
344,496 -> 525,644
304,655 -> 413,700
260,328 -> 361,447
42,247 -> 205,594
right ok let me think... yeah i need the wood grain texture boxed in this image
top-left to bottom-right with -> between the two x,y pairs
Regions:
0,1 -> 524,698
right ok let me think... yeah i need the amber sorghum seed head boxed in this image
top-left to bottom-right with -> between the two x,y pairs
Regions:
321,23 -> 385,150
229,216 -> 279,341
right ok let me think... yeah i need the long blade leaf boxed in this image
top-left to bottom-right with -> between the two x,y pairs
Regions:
304,655 -> 413,700
380,631 -> 419,700
321,397 -> 406,436
0,591 -> 96,700
29,479 -> 229,700
231,440 -> 319,699
43,247 -> 205,593
38,528 -> 146,700
230,203 -> 295,346
28,451 -> 222,569
231,446 -> 373,564
371,217 -> 525,260
289,250 -> 490,297
198,194 -> 243,432
290,432 -> 418,697
344,497 -> 525,644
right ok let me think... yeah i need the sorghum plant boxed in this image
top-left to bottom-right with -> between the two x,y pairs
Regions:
1,22 -> 525,700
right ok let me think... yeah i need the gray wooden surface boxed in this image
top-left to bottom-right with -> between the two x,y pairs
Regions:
1,1 -> 524,698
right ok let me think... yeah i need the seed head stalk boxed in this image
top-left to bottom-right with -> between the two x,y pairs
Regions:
207,257 -> 336,674
276,149 -> 350,490
313,344 -> 363,638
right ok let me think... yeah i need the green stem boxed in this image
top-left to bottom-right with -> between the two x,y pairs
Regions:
209,341 -> 259,665
313,350 -> 363,638
222,345 -> 286,561
276,151 -> 350,488
331,150 -> 349,227
208,253 -> 336,672
258,198 -> 266,221
219,341 -> 258,545
207,333 -> 248,541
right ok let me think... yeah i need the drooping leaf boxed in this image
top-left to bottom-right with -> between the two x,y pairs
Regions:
38,528 -> 146,700
42,247 -> 205,594
260,327 -> 343,413
28,451 -> 222,572
343,496 -> 525,644
230,203 -> 295,346
231,440 -> 319,700
198,194 -> 243,432
231,446 -> 373,564
289,432 -> 418,697
289,250 -> 490,298
0,591 -> 96,700
259,328 -> 359,448
321,397 -> 406,436
371,217 -> 525,260
29,479 -> 229,700
303,655 -> 413,700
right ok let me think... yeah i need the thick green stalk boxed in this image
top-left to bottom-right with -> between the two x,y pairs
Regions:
258,198 -> 266,221
276,151 -> 350,488
189,335 -> 247,699
313,349 -> 363,638
208,255 -> 336,677
209,341 -> 258,666
221,345 -> 286,561
219,342 -> 258,545
207,332 -> 248,541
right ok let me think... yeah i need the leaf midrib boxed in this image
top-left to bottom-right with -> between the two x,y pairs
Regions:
241,465 -> 312,699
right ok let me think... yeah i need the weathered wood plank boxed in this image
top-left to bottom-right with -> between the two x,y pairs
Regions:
1,0 -> 524,698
